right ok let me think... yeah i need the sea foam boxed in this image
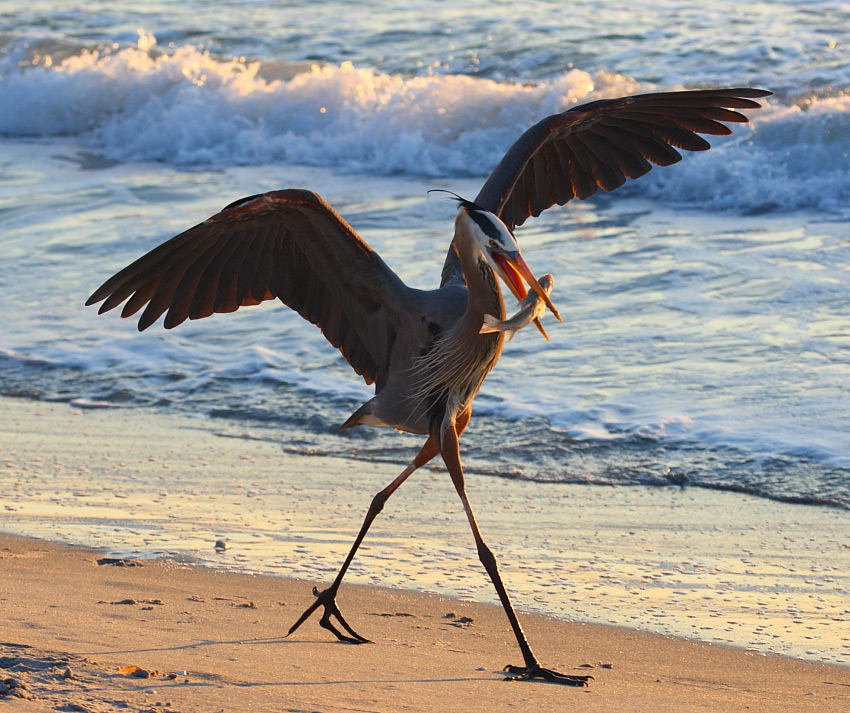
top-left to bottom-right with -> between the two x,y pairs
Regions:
2,32 -> 847,214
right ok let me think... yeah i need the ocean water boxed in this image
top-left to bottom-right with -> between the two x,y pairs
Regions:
1,1 -> 849,510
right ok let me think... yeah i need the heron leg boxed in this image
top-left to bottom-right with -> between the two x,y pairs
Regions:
287,432 -> 444,644
439,422 -> 592,687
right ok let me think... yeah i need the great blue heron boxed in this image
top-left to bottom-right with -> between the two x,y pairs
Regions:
87,87 -> 770,685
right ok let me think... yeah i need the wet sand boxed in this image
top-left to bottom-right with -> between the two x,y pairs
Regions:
2,396 -> 850,710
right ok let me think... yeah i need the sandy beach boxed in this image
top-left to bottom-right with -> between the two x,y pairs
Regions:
2,533 -> 849,713
2,397 -> 849,711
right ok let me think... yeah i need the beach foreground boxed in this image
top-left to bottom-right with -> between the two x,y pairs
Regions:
2,532 -> 849,713
2,399 -> 850,711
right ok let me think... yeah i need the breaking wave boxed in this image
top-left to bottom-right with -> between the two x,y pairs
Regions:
2,32 -> 848,214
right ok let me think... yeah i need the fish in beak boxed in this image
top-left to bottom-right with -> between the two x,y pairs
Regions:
491,250 -> 562,325
480,274 -> 555,342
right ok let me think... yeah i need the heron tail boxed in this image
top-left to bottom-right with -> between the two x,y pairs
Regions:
340,401 -> 373,430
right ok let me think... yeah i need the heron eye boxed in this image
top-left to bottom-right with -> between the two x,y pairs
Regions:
489,239 -> 499,248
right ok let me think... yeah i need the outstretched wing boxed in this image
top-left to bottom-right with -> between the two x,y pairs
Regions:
478,88 -> 771,228
442,88 -> 770,285
87,189 -> 417,387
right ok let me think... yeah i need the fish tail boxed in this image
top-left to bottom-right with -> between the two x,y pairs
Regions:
479,314 -> 502,334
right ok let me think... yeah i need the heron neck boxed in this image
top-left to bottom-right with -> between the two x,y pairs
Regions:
453,236 -> 506,325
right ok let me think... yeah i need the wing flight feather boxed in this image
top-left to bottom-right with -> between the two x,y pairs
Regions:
87,189 -> 417,386
440,88 -> 769,286
477,88 -> 770,229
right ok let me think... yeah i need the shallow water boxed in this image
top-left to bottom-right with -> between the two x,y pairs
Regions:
1,3 -> 849,508
3,400 -> 849,665
1,139 -> 848,509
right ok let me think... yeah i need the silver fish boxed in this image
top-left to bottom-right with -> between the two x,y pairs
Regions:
479,273 -> 554,342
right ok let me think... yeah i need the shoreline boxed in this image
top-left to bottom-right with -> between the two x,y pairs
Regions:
2,532 -> 850,712
2,395 -> 849,669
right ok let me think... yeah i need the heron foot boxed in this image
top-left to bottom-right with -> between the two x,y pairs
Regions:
286,585 -> 370,644
503,663 -> 592,686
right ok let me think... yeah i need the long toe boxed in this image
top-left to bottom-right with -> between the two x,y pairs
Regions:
319,610 -> 370,644
322,601 -> 370,644
503,664 -> 592,687
286,594 -> 322,637
288,585 -> 370,644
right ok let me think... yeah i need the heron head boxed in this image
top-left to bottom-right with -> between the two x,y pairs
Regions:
444,195 -> 562,323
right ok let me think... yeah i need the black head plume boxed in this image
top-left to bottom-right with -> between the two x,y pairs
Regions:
426,189 -> 483,212
429,190 -> 516,244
